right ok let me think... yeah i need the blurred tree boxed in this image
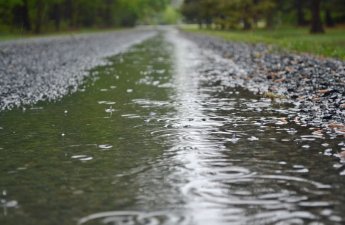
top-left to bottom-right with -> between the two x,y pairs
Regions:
324,7 -> 334,27
182,0 -> 275,30
31,0 -> 45,33
49,1 -> 61,31
254,0 -> 276,28
103,0 -> 115,27
199,0 -> 217,28
0,0 -> 170,34
180,0 -> 345,32
181,0 -> 203,27
323,0 -> 345,27
310,0 -> 324,33
13,0 -> 31,31
162,6 -> 181,24
296,0 -> 307,26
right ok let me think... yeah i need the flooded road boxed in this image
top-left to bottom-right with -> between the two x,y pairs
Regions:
1,29 -> 345,225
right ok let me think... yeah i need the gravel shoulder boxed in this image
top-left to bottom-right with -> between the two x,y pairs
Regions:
182,31 -> 345,135
0,28 -> 157,110
1,28 -> 344,135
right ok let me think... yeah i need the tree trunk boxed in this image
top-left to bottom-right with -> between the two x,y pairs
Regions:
12,0 -> 31,31
243,18 -> 252,30
325,8 -> 335,27
220,22 -> 225,30
65,0 -> 75,28
310,0 -> 324,33
52,4 -> 61,31
243,4 -> 251,30
22,0 -> 31,31
104,0 -> 113,27
198,20 -> 202,29
296,0 -> 307,26
34,0 -> 44,34
266,11 -> 275,29
206,18 -> 212,29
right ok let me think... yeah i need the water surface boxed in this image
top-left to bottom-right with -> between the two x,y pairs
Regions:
1,30 -> 345,225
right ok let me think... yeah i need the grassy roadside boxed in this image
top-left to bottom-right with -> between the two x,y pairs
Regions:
0,27 -> 127,42
182,25 -> 345,60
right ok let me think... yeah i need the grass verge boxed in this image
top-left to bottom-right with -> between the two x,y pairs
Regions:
0,27 -> 126,42
182,25 -> 345,60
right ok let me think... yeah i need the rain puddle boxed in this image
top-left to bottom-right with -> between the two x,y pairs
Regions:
1,29 -> 345,225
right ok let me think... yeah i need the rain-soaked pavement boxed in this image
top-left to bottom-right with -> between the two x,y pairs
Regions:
1,28 -> 345,225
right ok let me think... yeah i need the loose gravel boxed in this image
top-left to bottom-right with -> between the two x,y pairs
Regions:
182,31 -> 345,135
1,28 -> 344,135
0,28 -> 157,110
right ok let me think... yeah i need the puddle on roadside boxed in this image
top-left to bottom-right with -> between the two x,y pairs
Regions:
0,31 -> 345,225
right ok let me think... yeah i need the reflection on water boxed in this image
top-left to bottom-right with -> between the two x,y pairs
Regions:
78,210 -> 191,225
0,29 -> 345,225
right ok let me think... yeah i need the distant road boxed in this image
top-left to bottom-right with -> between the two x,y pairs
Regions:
0,28 -> 157,110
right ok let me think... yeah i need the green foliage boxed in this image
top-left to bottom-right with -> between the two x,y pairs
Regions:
184,26 -> 345,60
0,0 -> 171,34
181,0 -> 276,29
162,6 -> 181,24
181,0 -> 345,31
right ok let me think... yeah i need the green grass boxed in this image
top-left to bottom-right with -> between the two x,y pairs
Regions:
0,32 -> 25,41
182,25 -> 345,60
0,27 -> 126,42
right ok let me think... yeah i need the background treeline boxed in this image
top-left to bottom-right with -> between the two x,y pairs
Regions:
181,0 -> 345,33
0,0 -> 175,34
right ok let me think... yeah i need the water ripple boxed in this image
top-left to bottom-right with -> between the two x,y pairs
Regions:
78,211 -> 191,225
